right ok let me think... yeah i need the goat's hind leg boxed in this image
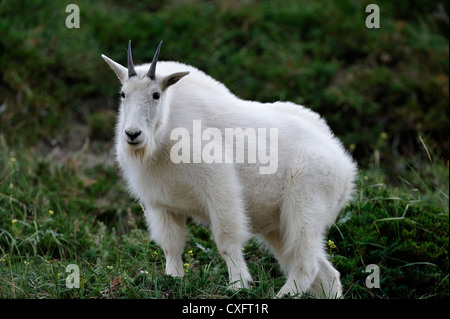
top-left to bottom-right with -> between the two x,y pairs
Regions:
276,229 -> 322,298
309,250 -> 342,298
276,177 -> 327,298
265,226 -> 325,298
276,205 -> 342,298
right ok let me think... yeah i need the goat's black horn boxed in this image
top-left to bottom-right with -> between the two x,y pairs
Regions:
128,40 -> 137,78
147,41 -> 163,80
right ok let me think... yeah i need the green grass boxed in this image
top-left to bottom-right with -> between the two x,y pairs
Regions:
0,144 -> 448,299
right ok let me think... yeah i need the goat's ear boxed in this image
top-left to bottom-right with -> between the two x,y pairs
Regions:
161,71 -> 189,91
101,54 -> 128,84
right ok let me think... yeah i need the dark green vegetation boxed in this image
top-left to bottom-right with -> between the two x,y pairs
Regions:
0,0 -> 448,299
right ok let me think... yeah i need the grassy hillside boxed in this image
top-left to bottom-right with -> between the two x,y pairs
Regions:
0,147 -> 447,298
0,0 -> 448,299
1,0 -> 448,169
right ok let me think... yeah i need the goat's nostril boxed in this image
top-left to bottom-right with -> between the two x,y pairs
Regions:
125,130 -> 142,140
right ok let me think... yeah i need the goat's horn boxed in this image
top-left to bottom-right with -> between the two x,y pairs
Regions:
128,40 -> 137,78
147,41 -> 163,80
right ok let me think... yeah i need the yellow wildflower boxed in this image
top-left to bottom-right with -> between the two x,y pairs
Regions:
328,240 -> 336,250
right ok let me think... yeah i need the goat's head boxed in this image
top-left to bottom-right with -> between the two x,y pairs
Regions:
101,41 -> 189,155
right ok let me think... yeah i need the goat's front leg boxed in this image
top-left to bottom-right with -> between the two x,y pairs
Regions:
144,206 -> 186,277
205,198 -> 252,289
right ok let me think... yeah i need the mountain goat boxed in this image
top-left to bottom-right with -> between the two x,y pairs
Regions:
101,41 -> 357,298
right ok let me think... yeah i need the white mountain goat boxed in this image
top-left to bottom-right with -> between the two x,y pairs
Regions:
101,41 -> 357,298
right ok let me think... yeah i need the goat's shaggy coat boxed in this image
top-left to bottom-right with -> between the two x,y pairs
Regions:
102,42 -> 357,298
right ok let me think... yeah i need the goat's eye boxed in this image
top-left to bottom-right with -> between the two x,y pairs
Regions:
153,92 -> 160,100
120,91 -> 125,98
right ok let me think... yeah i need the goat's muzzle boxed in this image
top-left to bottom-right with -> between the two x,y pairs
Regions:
125,129 -> 144,147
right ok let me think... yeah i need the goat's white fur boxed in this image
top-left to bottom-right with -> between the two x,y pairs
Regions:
101,45 -> 357,298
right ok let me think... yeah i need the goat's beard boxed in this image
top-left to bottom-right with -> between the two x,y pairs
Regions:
120,129 -> 162,163
132,147 -> 146,162
127,136 -> 160,163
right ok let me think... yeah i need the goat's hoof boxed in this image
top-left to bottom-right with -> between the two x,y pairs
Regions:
276,284 -> 303,299
228,278 -> 252,291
